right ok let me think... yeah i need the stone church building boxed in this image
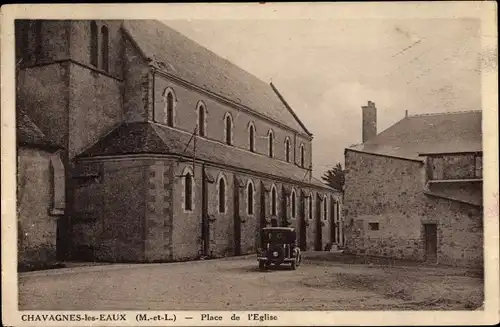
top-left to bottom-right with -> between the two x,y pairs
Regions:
344,101 -> 483,268
16,20 -> 343,263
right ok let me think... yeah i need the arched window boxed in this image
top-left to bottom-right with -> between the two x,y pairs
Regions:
271,185 -> 277,216
224,114 -> 233,145
300,143 -> 305,168
249,122 -> 255,152
90,21 -> 98,67
164,90 -> 175,127
308,194 -> 313,219
285,138 -> 291,162
247,181 -> 254,215
291,189 -> 296,218
101,25 -> 109,72
323,196 -> 328,220
184,172 -> 193,211
197,102 -> 206,137
268,130 -> 274,157
218,176 -> 226,213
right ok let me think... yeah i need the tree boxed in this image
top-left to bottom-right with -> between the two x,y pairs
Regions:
321,163 -> 345,192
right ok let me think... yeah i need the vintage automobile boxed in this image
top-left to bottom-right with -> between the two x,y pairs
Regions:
257,227 -> 301,270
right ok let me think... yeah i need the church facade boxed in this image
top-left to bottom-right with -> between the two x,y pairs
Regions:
16,20 -> 343,263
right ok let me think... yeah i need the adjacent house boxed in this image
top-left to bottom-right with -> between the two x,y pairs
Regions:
344,101 -> 482,268
15,19 -> 343,263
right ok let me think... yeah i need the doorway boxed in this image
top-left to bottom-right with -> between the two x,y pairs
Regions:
299,192 -> 307,250
233,180 -> 241,256
330,198 -> 336,244
423,223 -> 438,263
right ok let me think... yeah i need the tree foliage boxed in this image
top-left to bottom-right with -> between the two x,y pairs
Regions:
321,163 -> 345,192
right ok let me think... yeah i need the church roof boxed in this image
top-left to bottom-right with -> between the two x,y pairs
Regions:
16,110 -> 62,151
348,110 -> 482,161
122,20 -> 311,137
77,122 -> 331,191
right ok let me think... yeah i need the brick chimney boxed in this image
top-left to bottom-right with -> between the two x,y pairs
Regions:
362,101 -> 377,143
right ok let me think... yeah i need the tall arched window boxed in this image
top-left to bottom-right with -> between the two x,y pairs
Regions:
247,181 -> 254,215
225,114 -> 233,145
198,103 -> 206,137
271,185 -> 277,216
323,196 -> 328,220
308,194 -> 313,219
300,144 -> 305,168
268,130 -> 274,157
291,190 -> 296,218
90,21 -> 98,67
101,25 -> 109,72
285,138 -> 291,162
184,172 -> 193,211
218,177 -> 226,213
249,123 -> 255,152
165,90 -> 175,127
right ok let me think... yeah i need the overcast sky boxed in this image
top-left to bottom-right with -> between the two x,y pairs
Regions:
163,18 -> 481,179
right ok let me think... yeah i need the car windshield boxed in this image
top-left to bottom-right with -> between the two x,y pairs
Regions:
263,230 -> 295,244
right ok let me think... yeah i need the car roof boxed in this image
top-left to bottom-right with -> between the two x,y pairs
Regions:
262,227 -> 295,231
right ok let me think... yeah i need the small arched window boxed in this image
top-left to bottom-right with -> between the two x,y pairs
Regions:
165,90 -> 175,127
271,185 -> 277,216
90,21 -> 98,67
184,172 -> 193,211
101,25 -> 109,72
300,144 -> 305,168
308,194 -> 313,219
291,190 -> 296,218
249,123 -> 255,152
218,177 -> 226,213
225,114 -> 233,145
247,181 -> 254,215
198,103 -> 206,137
268,130 -> 274,157
285,138 -> 291,162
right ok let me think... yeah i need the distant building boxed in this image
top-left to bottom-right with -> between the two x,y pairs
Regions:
15,20 -> 343,263
344,102 -> 482,268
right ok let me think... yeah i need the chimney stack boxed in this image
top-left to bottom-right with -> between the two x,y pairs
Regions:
362,101 -> 377,143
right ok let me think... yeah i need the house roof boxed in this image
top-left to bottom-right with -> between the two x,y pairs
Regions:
77,122 -> 332,191
122,20 -> 310,136
16,110 -> 62,151
348,110 -> 482,161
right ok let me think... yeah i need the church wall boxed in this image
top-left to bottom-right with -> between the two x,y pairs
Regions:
17,148 -> 58,266
152,74 -> 312,168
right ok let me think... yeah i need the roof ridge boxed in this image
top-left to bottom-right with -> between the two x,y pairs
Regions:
409,109 -> 482,117
270,82 -> 312,137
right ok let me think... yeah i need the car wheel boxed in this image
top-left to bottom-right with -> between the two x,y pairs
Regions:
291,260 -> 297,270
296,253 -> 302,267
259,261 -> 266,270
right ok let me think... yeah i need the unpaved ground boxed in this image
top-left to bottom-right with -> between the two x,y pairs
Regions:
18,255 -> 483,310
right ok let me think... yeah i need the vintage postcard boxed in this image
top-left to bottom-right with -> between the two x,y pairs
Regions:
1,2 -> 498,326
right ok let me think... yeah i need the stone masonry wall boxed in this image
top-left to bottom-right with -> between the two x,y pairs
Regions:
72,159 -> 147,262
344,150 -> 483,268
144,159 -> 176,262
17,148 -> 57,265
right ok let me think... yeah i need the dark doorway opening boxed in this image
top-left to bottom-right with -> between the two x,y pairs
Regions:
299,192 -> 307,251
233,180 -> 241,256
424,223 -> 438,263
330,198 -> 336,244
315,195 -> 322,251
